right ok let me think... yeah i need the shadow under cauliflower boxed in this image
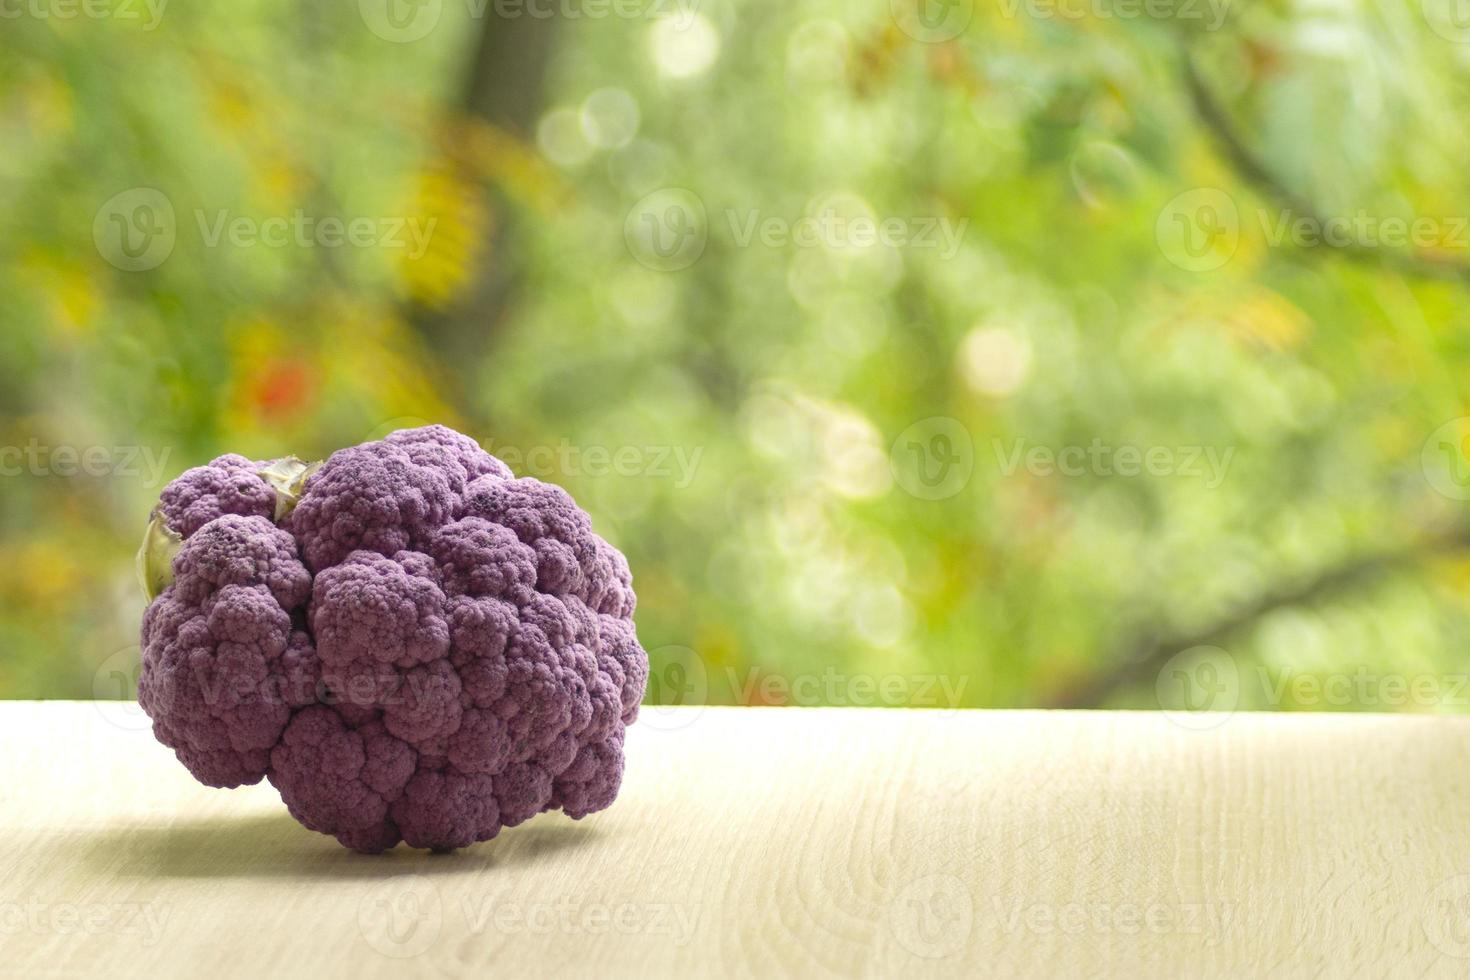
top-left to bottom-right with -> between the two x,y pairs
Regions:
137,425 -> 649,853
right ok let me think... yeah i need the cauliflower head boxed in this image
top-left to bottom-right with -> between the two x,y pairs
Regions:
136,425 -> 649,853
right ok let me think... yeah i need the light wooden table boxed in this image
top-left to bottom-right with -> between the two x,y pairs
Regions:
3,701 -> 1470,978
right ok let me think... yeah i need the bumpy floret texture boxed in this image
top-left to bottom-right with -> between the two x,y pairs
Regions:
138,425 -> 647,852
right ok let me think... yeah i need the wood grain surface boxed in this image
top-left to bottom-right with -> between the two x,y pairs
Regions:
3,701 -> 1470,978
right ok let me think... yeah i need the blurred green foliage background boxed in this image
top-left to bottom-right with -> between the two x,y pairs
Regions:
6,0 -> 1470,714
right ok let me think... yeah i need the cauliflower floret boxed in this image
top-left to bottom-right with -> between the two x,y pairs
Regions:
386,424 -> 513,484
289,441 -> 458,572
156,454 -> 277,538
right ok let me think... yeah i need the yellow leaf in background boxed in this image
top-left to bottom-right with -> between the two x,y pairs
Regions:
455,116 -> 566,214
317,301 -> 460,420
1162,283 -> 1312,354
1427,555 -> 1470,601
695,624 -> 737,675
394,116 -> 572,310
1400,193 -> 1470,264
983,3 -> 1028,41
15,68 -> 74,141
206,78 -> 253,132
16,249 -> 97,339
255,161 -> 305,210
202,77 -> 302,207
228,315 -> 290,360
1366,413 -> 1421,458
633,566 -> 684,613
850,22 -> 902,98
5,539 -> 81,612
1219,287 -> 1312,352
397,162 -> 492,311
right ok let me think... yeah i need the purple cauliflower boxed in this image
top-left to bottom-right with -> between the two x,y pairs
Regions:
136,425 -> 648,853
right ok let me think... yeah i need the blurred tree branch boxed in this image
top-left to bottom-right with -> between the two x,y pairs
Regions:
407,12 -> 562,420
1047,40 -> 1470,708
1047,522 -> 1470,708
1180,44 -> 1470,285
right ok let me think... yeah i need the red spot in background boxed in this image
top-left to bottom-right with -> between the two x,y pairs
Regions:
250,358 -> 314,421
1245,40 -> 1284,81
